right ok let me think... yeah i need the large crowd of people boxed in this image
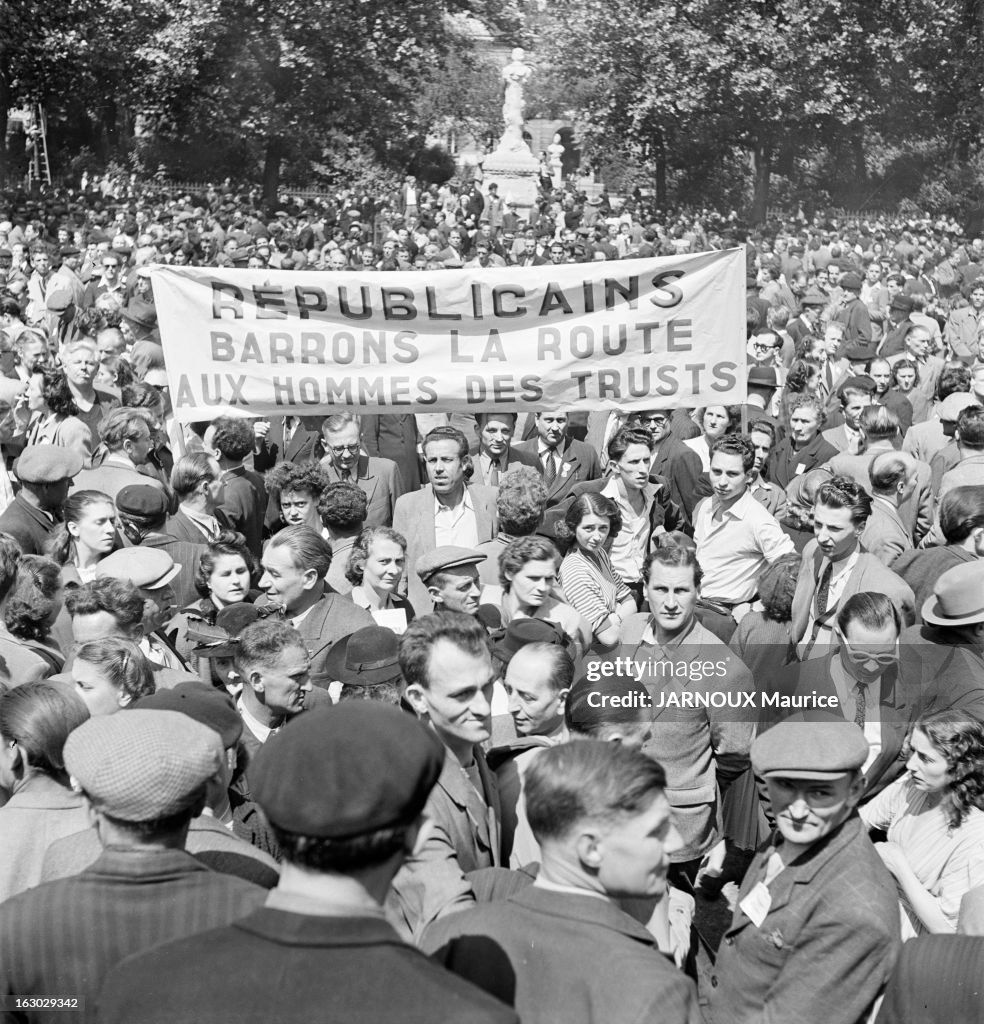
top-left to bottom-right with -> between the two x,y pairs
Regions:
0,174 -> 984,1023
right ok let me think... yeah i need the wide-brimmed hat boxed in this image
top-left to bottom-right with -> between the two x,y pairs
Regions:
322,626 -> 402,687
922,562 -> 984,627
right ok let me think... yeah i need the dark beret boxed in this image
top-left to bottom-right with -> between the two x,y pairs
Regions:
136,682 -> 243,748
251,704 -> 444,839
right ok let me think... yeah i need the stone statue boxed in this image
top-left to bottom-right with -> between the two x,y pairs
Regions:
500,48 -> 533,151
547,132 -> 565,188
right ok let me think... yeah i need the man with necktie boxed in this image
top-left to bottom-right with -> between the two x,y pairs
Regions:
514,411 -> 601,508
470,413 -> 539,488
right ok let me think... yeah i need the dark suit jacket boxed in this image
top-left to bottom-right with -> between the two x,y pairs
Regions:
790,539 -> 916,648
876,936 -> 984,1024
764,651 -> 919,801
766,433 -> 838,490
541,475 -> 684,543
135,530 -> 209,610
650,437 -> 703,522
319,453 -> 404,528
361,413 -> 421,491
468,447 -> 541,487
708,816 -> 900,1024
252,416 -> 324,472
0,848 -> 265,1024
392,484 -> 498,615
0,493 -> 55,554
216,465 -> 266,556
513,436 -> 602,508
422,886 -> 700,1024
164,508 -> 232,546
97,908 -> 518,1024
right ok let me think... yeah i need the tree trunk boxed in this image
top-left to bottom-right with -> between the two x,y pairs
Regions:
262,137 -> 283,211
750,144 -> 770,225
851,127 -> 867,184
655,130 -> 667,209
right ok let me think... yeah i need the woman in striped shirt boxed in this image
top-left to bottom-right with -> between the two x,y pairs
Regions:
557,493 -> 636,650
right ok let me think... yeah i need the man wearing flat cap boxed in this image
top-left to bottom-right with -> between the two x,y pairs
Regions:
0,710 -> 267,1019
40,683 -> 280,889
0,443 -> 82,554
416,545 -> 489,616
96,704 -> 517,1024
707,720 -> 901,1024
834,269 -> 874,355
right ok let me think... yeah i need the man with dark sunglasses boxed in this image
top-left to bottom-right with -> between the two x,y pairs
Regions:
766,589 -> 984,805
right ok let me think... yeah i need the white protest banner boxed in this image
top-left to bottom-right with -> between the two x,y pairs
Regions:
151,248 -> 747,421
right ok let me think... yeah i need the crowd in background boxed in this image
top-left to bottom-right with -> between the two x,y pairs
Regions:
0,175 -> 983,1023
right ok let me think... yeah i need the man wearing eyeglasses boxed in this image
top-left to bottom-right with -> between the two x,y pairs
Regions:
763,593 -> 901,798
629,408 -> 703,524
319,411 -> 403,528
90,249 -> 126,303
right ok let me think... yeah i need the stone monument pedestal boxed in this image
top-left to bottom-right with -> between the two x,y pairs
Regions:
483,146 -> 540,214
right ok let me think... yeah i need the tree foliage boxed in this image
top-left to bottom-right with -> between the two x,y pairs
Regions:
536,0 -> 984,221
2,0 -> 521,203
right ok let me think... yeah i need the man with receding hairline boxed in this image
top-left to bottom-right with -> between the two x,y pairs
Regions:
422,740 -> 699,1024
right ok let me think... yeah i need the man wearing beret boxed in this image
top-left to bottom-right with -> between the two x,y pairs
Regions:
96,704 -> 517,1024
0,443 -> 82,554
707,720 -> 901,1024
834,270 -> 874,355
0,710 -> 267,1023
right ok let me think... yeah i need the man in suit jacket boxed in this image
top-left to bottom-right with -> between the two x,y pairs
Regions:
0,443 -> 81,554
513,411 -> 602,508
825,403 -> 934,546
821,382 -> 872,454
630,409 -> 704,523
204,417 -> 267,557
96,703 -> 516,1024
0,710 -> 267,1020
422,742 -> 699,1024
360,412 -> 421,491
860,451 -> 918,567
393,427 -> 498,615
391,613 -> 506,939
869,357 -> 914,433
319,411 -> 404,528
469,412 -> 540,487
708,721 -> 901,1024
893,484 -> 984,619
791,477 -> 915,658
253,413 -> 324,472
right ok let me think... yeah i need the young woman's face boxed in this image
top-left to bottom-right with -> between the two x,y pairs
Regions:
895,367 -> 916,391
575,512 -> 611,553
509,559 -> 557,608
906,728 -> 952,793
68,502 -> 117,556
207,554 -> 251,606
73,658 -> 127,716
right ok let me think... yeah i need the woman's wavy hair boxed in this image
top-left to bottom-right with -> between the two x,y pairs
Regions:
194,538 -> 258,602
553,492 -> 622,554
35,363 -> 79,418
345,526 -> 407,586
915,711 -> 984,829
